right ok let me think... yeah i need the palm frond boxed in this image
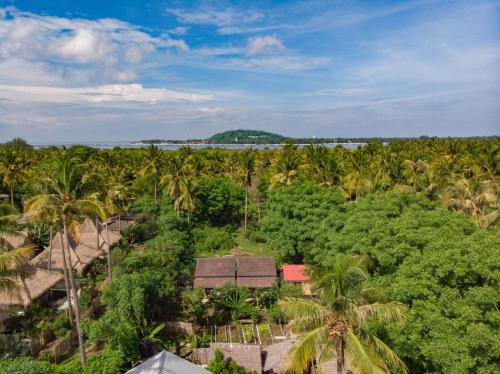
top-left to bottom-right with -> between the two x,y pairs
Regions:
353,302 -> 407,328
345,329 -> 387,374
288,326 -> 329,374
363,334 -> 408,374
279,298 -> 328,332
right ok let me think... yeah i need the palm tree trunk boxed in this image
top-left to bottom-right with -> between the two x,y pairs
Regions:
9,185 -> 13,206
336,339 -> 344,374
105,224 -> 112,279
59,232 -> 74,329
95,217 -> 100,252
62,219 -> 87,368
48,228 -> 53,272
154,176 -> 157,203
244,188 -> 248,230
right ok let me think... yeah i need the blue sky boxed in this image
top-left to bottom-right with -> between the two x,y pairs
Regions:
0,0 -> 499,142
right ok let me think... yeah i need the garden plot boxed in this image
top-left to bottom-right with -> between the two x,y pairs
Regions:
209,323 -> 286,345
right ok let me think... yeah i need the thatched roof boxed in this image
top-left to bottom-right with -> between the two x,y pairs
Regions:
262,340 -> 294,373
31,218 -> 120,274
209,343 -> 263,374
1,231 -> 30,250
0,265 -> 63,309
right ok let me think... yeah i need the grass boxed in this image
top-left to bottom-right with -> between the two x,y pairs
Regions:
230,230 -> 277,257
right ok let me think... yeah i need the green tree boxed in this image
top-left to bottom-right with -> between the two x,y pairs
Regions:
140,145 -> 164,202
25,151 -> 105,368
280,256 -> 407,374
238,149 -> 255,230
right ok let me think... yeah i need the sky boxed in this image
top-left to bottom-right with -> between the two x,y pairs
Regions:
0,0 -> 499,142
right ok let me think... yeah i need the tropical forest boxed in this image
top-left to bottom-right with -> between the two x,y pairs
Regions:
0,137 -> 498,374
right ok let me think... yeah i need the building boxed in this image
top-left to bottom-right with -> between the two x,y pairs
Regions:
281,264 -> 309,283
194,256 -> 277,290
126,350 -> 210,374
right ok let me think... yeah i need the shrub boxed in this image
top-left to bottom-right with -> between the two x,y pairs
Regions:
0,357 -> 55,374
193,226 -> 235,254
52,313 -> 70,338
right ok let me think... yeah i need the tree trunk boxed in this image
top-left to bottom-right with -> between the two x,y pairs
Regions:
59,231 -> 74,329
244,188 -> 248,230
95,217 -> 100,253
9,185 -> 13,206
48,228 -> 53,272
336,339 -> 344,374
105,224 -> 112,279
154,177 -> 157,203
62,219 -> 87,368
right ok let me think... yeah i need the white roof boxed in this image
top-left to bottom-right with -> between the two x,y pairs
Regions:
126,351 -> 210,374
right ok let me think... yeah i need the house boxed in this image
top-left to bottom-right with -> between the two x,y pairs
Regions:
194,256 -> 277,290
106,213 -> 142,232
281,265 -> 309,283
126,350 -> 210,374
1,231 -> 31,250
31,218 -> 120,274
237,257 -> 276,288
194,257 -> 236,289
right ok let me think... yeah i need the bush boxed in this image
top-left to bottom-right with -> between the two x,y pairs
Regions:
52,313 -> 70,338
193,226 -> 235,254
0,357 -> 55,374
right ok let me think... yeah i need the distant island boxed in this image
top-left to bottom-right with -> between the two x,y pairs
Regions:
134,129 -> 497,145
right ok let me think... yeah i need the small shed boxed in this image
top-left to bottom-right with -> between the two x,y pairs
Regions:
194,257 -> 236,289
281,265 -> 309,283
126,350 -> 210,374
237,257 -> 277,288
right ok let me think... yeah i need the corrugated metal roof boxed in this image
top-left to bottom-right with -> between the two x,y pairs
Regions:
126,351 -> 210,374
281,264 -> 309,282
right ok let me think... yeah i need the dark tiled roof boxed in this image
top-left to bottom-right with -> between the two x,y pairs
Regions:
194,276 -> 236,288
237,276 -> 277,288
195,257 -> 236,277
237,257 -> 276,277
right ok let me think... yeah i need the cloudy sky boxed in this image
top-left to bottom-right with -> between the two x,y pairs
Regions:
0,0 -> 499,142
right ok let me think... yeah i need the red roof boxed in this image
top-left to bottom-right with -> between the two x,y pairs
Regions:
281,264 -> 309,282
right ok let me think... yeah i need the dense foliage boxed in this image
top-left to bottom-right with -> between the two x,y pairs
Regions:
0,137 -> 498,373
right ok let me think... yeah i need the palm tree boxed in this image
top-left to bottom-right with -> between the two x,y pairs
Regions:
0,218 -> 34,297
139,145 -> 164,202
161,155 -> 188,217
0,148 -> 30,206
238,149 -> 255,230
270,142 -> 300,189
280,256 -> 407,374
177,175 -> 199,224
25,151 -> 105,368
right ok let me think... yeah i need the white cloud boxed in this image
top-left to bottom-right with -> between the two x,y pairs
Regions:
166,7 -> 264,27
246,35 -> 285,55
228,55 -> 330,72
311,87 -> 381,97
0,84 -> 214,103
0,7 -> 189,84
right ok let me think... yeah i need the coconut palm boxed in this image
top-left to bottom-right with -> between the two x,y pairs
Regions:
176,175 -> 199,224
139,145 -> 164,202
270,142 -> 301,189
280,256 -> 407,374
25,151 -> 105,368
0,218 -> 34,296
0,148 -> 30,206
161,155 -> 188,217
238,148 -> 255,230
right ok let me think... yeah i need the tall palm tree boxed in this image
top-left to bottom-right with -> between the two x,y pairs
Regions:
161,155 -> 188,217
238,149 -> 255,230
25,151 -> 105,368
177,175 -> 199,224
270,142 -> 300,189
280,256 -> 407,374
139,145 -> 164,202
0,148 -> 30,206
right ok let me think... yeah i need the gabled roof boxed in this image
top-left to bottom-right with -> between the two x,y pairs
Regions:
281,264 -> 309,282
195,257 -> 236,277
126,350 -> 210,374
237,257 -> 276,277
1,231 -> 31,250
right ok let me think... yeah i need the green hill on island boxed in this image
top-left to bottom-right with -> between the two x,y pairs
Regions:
208,129 -> 287,144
